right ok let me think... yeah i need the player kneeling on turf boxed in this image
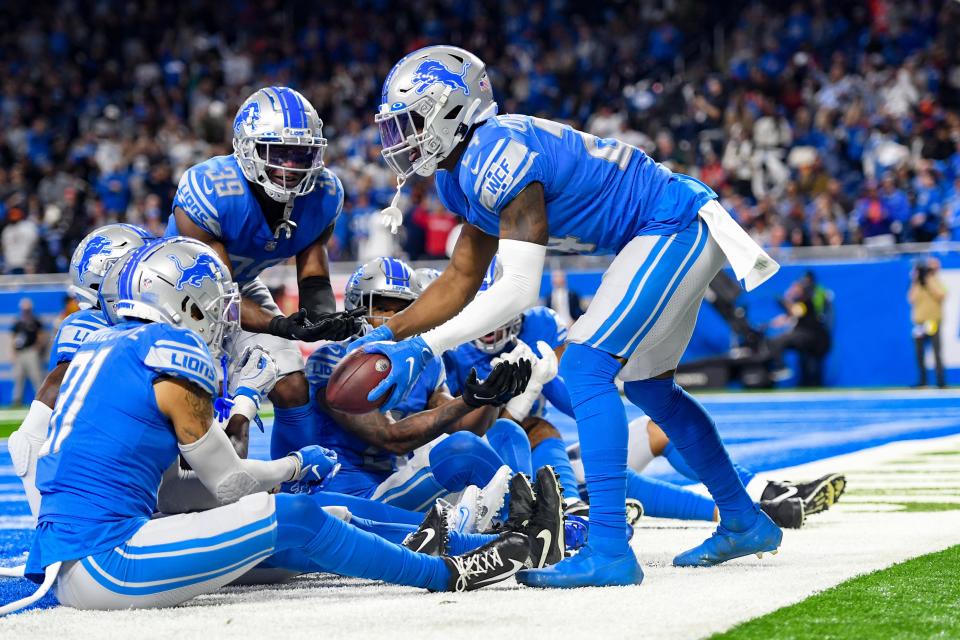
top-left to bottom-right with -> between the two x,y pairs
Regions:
0,238 -> 529,615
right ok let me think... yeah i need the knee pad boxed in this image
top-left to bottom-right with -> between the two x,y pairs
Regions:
560,343 -> 622,408
274,493 -> 331,547
486,418 -> 526,446
429,432 -> 501,489
622,378 -> 683,424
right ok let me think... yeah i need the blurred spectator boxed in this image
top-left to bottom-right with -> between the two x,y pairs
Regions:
767,271 -> 833,387
542,269 -> 584,328
10,298 -> 44,406
0,0 -> 957,273
2,207 -> 38,274
410,194 -> 457,259
908,257 -> 947,388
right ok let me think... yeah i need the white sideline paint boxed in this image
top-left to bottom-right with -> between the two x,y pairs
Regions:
1,435 -> 959,639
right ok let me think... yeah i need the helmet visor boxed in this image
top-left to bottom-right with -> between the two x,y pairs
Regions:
376,109 -> 437,179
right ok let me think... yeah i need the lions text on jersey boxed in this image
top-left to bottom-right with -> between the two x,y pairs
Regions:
434,114 -> 716,255
167,155 -> 343,284
47,308 -> 111,370
27,322 -> 217,580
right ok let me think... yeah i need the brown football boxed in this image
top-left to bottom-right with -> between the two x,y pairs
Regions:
325,349 -> 393,414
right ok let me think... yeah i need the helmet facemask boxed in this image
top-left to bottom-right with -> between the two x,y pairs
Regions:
471,316 -> 522,355
377,94 -> 462,180
233,136 -> 326,203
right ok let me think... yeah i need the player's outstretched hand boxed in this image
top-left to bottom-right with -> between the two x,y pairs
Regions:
288,445 -> 341,491
364,335 -> 435,411
503,341 -> 557,421
462,359 -> 533,408
345,323 -> 394,354
229,346 -> 280,401
267,307 -> 367,342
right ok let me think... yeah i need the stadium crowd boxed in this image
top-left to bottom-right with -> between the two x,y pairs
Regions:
0,0 -> 959,275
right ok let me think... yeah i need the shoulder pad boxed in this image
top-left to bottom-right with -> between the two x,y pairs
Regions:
50,309 -> 111,366
305,340 -> 349,389
173,161 -> 224,237
461,125 -> 541,214
143,325 -> 217,396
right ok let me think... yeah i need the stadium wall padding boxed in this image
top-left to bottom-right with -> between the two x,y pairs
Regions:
0,252 -> 957,403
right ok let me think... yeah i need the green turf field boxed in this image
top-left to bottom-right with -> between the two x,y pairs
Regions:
713,544 -> 960,640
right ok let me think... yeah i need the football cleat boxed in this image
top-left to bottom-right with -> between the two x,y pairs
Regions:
760,496 -> 805,529
762,473 -> 846,516
444,532 -> 529,592
476,465 -> 513,532
563,498 -> 644,528
502,472 -> 536,532
524,466 -> 565,568
673,509 -> 782,567
403,501 -> 451,556
517,544 -> 644,588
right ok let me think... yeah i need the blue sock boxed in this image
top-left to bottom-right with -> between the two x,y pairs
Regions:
532,437 -> 581,502
448,531 -> 497,555
349,516 -> 415,544
429,432 -> 505,490
485,419 -> 533,476
626,470 -> 716,521
663,442 -> 755,487
624,378 -> 757,531
308,492 -> 424,525
562,343 -> 629,555
270,403 -> 316,460
274,493 -> 449,590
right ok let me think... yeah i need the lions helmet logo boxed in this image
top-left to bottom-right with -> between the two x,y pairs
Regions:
169,253 -> 221,291
234,101 -> 261,134
411,60 -> 471,96
75,236 -> 112,283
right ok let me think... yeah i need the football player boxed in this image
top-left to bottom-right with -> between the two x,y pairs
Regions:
356,46 -> 785,586
166,87 -> 364,463
7,224 -> 153,519
2,238 -> 530,615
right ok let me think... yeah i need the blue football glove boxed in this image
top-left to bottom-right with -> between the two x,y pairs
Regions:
288,445 -> 340,491
363,335 -> 434,411
345,323 -> 394,355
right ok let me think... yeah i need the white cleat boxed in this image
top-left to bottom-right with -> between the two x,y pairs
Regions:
476,465 -> 512,533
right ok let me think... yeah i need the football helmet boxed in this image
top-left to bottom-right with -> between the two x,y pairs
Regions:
232,86 -> 327,203
472,256 -> 522,354
377,46 -> 497,179
344,257 -> 419,323
98,237 -> 240,356
69,224 -> 154,308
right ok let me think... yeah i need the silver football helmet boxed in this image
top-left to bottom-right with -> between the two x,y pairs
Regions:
232,86 -> 327,203
344,257 -> 419,323
471,255 -> 522,354
98,237 -> 240,356
69,224 -> 154,308
412,267 -> 442,292
377,46 -> 497,179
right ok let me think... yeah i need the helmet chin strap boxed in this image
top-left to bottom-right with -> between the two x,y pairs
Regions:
274,199 -> 298,241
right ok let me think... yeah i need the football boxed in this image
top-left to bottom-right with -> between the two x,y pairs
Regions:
325,349 -> 393,414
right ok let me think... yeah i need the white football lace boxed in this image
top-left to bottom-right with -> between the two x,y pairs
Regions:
450,546 -> 505,592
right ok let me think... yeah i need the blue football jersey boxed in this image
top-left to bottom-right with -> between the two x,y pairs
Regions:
47,308 -> 110,370
305,335 -> 446,472
167,154 -> 343,284
26,322 -> 217,579
434,115 -> 716,255
443,306 -> 566,396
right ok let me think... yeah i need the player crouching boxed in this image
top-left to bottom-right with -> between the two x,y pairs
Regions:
0,238 -> 529,615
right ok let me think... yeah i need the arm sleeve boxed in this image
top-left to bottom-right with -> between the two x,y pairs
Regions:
421,239 -> 546,355
299,275 -> 335,319
179,424 -> 297,505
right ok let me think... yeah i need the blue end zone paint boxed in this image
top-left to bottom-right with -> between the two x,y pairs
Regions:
1,390 -> 959,613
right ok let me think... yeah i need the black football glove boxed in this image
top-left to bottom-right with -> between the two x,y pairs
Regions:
462,359 -> 533,408
267,307 -> 367,342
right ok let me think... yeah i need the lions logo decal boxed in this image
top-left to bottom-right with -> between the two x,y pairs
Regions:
169,253 -> 221,291
411,60 -> 471,96
234,101 -> 261,134
75,236 -> 112,283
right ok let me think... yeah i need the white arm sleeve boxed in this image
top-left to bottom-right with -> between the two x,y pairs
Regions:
421,239 -> 546,355
178,424 -> 297,505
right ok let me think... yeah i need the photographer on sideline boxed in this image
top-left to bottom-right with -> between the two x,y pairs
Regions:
908,257 -> 947,388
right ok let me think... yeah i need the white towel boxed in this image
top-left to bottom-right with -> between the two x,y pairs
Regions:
697,199 -> 779,291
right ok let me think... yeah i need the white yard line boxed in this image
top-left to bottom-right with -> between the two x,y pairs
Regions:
2,435 -> 960,640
